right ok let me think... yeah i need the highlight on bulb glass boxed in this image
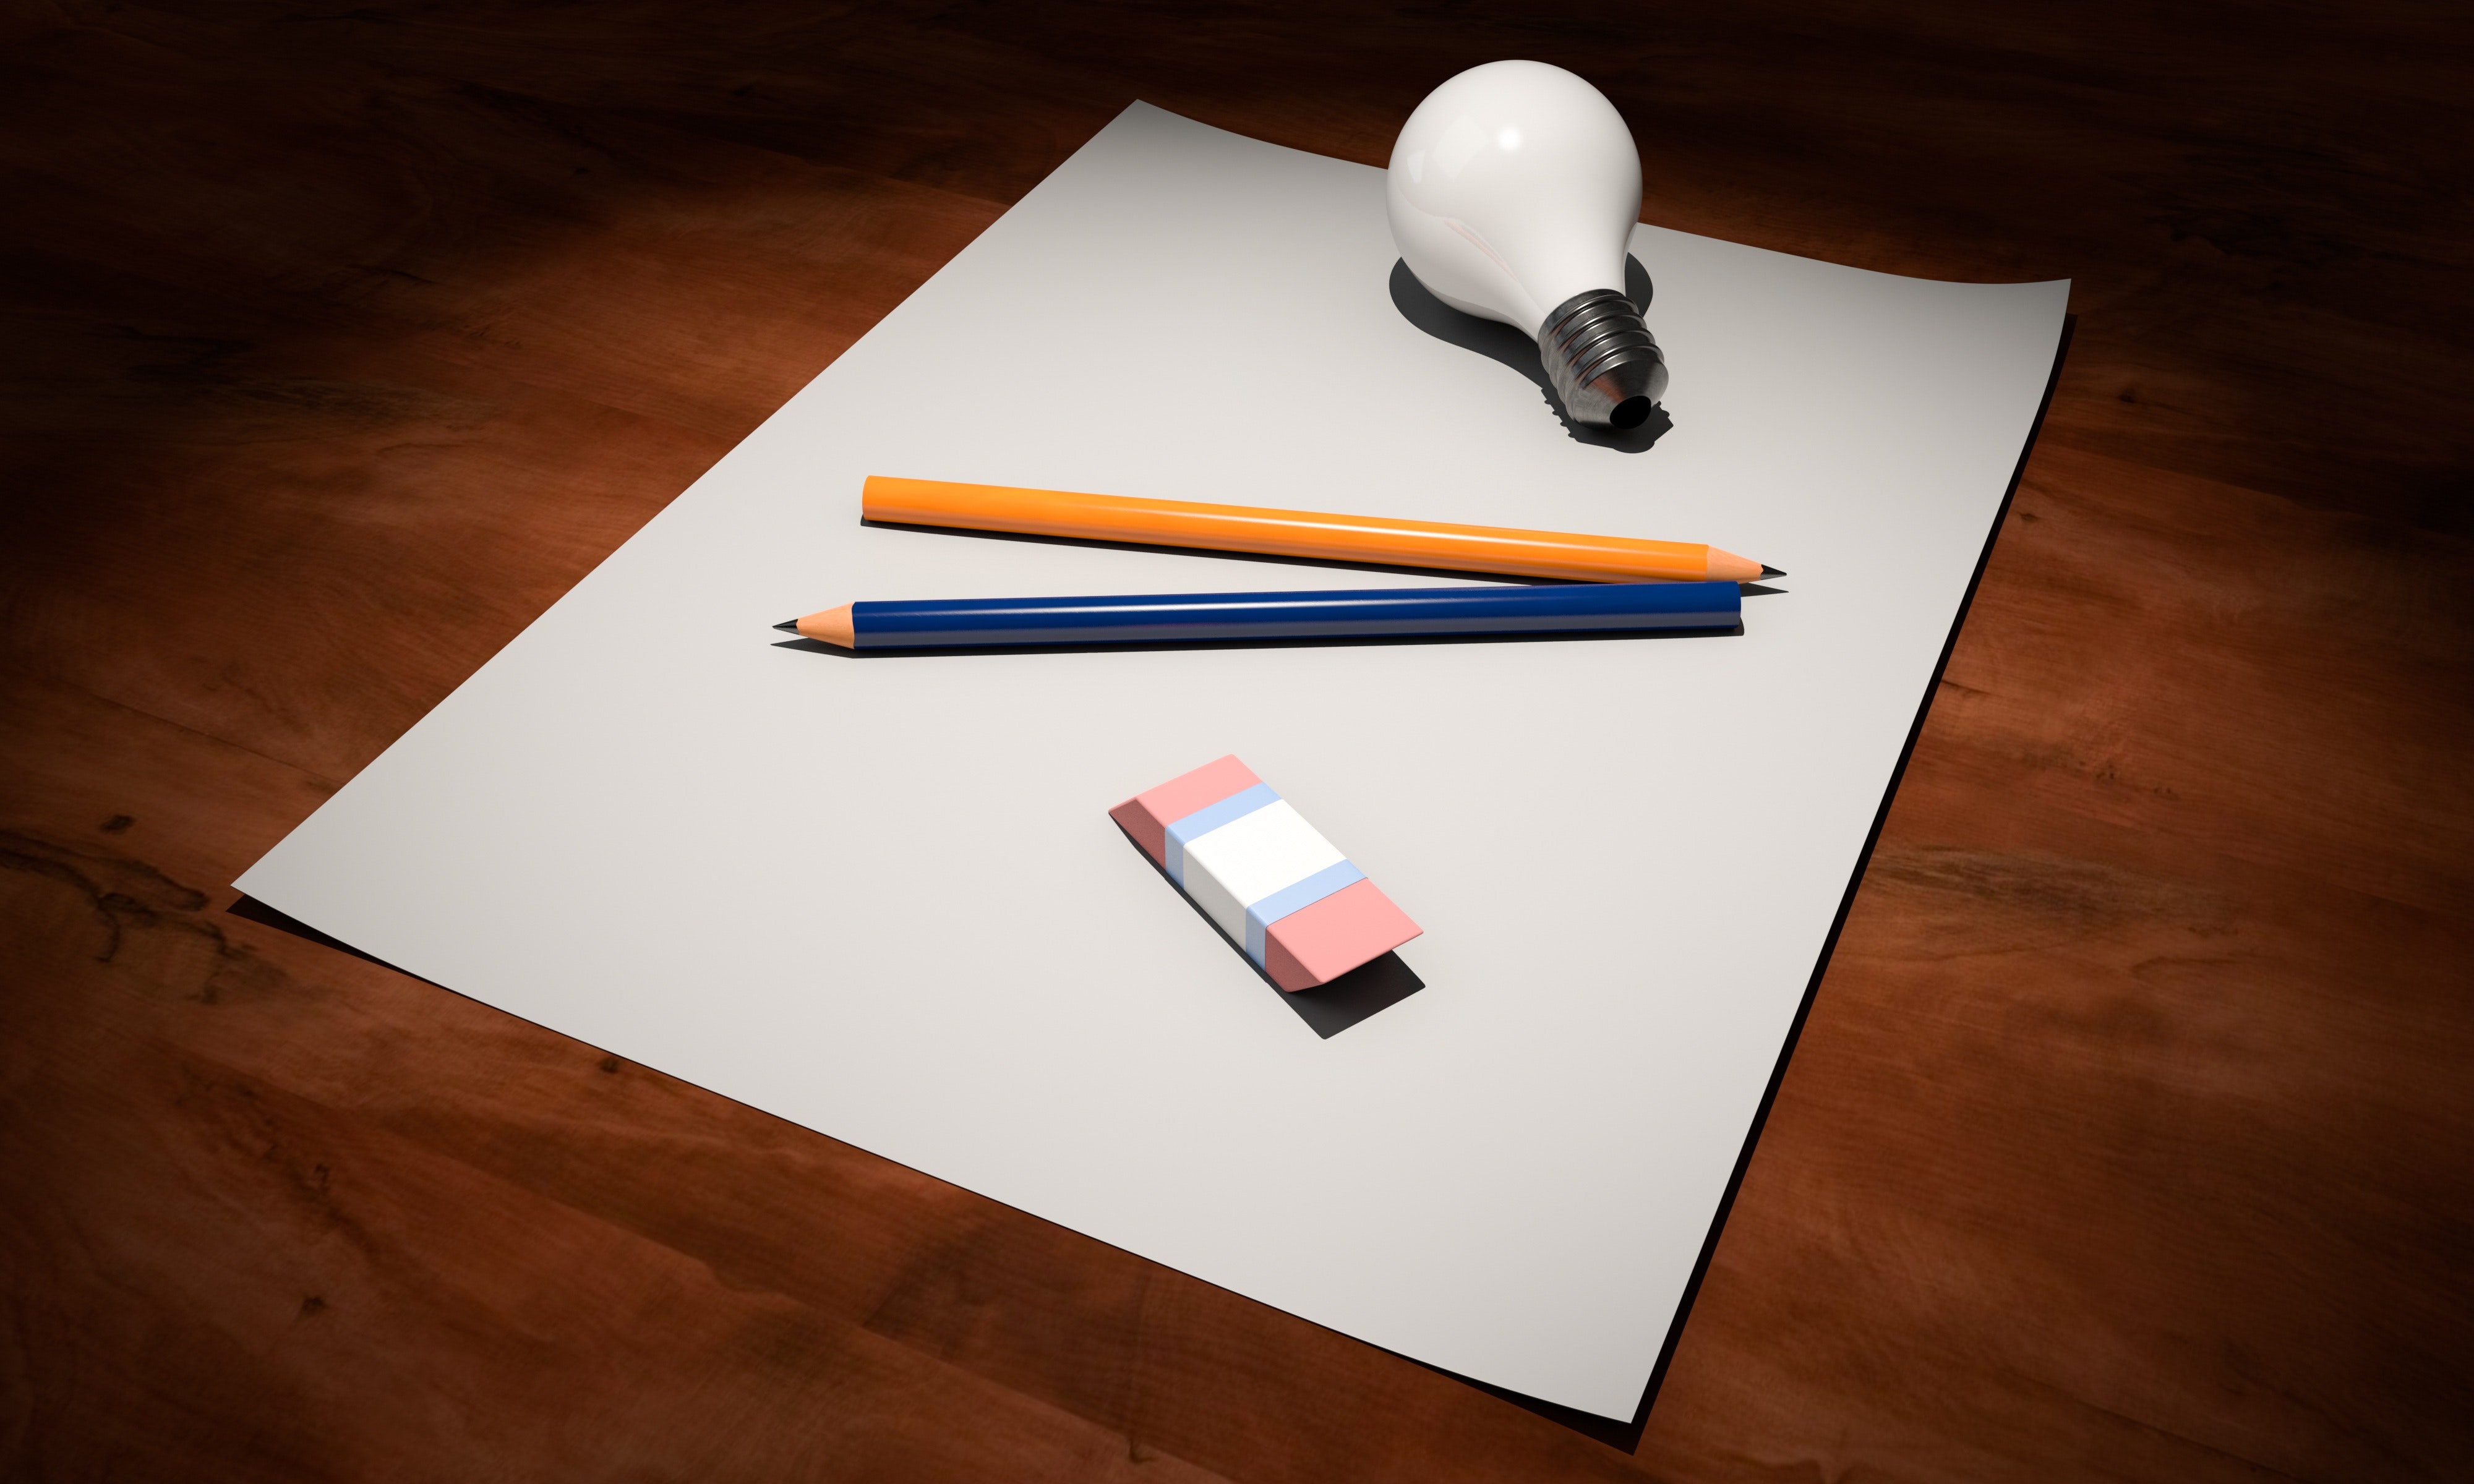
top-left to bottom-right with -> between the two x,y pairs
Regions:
1387,60 -> 1667,429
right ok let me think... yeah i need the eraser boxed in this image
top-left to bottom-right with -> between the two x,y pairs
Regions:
1111,756 -> 1422,991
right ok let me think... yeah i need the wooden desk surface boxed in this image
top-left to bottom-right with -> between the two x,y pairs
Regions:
3,2 -> 2467,1478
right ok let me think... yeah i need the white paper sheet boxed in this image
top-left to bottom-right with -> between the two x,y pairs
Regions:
237,103 -> 2067,1420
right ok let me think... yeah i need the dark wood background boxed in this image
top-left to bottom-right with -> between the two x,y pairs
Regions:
4,0 -> 2468,1478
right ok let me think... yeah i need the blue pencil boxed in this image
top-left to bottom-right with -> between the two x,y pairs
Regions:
778,581 -> 1741,649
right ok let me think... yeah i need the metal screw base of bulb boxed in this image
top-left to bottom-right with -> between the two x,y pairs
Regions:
1538,290 -> 1669,429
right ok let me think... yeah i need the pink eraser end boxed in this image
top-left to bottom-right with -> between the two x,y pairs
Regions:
1263,877 -> 1422,992
1108,754 -> 1262,865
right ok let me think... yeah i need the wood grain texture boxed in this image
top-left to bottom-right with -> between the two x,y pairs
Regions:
3,0 -> 2468,1478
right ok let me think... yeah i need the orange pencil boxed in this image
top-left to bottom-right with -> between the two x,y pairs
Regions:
860,477 -> 1773,584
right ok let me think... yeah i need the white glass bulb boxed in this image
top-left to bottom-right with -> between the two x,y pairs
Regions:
1388,61 -> 1668,428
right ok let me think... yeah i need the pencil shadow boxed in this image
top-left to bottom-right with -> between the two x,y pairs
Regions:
771,617 -> 1737,660
1389,256 -> 1672,451
860,518 -> 1581,586
1113,822 -> 1423,1038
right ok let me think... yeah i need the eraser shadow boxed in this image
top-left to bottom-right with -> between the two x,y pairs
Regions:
1112,821 -> 1424,1038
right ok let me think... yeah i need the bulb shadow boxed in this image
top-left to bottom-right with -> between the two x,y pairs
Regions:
1389,257 -> 1671,452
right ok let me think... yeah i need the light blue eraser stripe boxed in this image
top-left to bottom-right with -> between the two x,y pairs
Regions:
1243,859 -> 1366,963
1164,782 -> 1279,885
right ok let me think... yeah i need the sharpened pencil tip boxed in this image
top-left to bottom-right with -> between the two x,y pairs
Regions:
1760,566 -> 1786,579
773,619 -> 801,633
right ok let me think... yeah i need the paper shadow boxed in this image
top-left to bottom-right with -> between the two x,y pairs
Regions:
1389,256 -> 1672,451
227,895 -> 443,988
1398,1353 -> 1651,1452
1113,823 -> 1423,1038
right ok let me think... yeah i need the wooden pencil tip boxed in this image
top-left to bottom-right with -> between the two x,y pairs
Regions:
1760,565 -> 1786,579
773,619 -> 800,633
1706,547 -> 1765,583
792,603 -> 857,648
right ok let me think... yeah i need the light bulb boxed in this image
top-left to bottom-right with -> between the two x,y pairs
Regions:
1387,61 -> 1667,429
